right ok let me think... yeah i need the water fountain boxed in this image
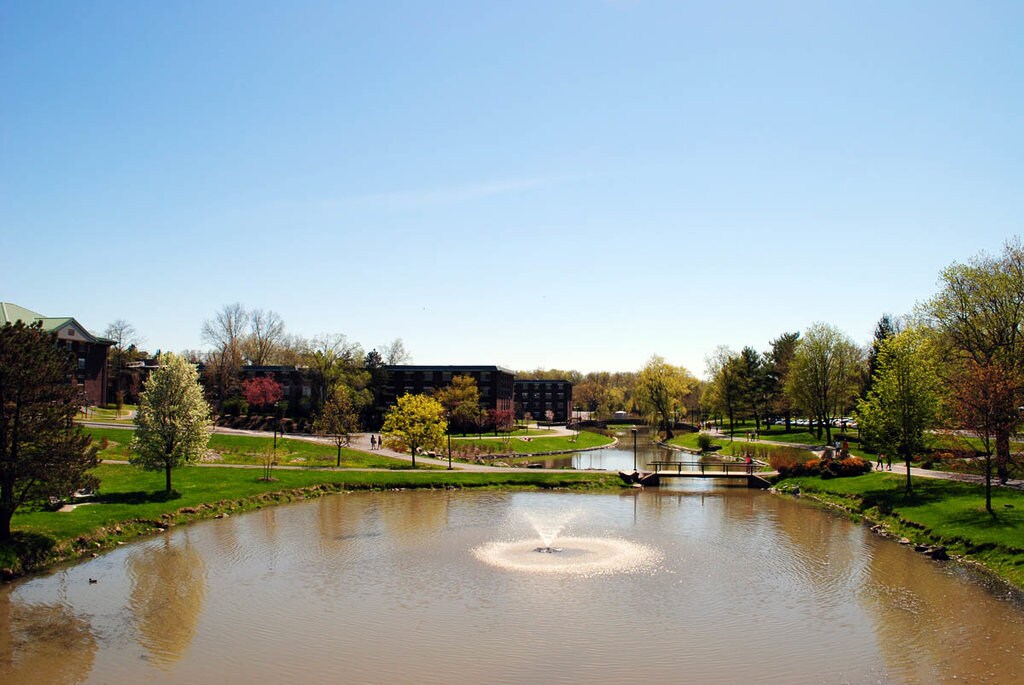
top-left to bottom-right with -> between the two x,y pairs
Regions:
472,508 -> 662,576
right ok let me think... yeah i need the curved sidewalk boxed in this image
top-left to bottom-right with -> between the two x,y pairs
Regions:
702,428 -> 1023,490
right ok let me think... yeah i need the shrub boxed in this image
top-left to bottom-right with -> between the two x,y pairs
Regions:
820,456 -> 872,479
221,397 -> 249,417
697,433 -> 714,453
770,448 -> 816,477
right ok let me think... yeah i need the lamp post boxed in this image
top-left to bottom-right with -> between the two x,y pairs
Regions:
631,428 -> 638,471
447,428 -> 453,470
274,400 -> 283,451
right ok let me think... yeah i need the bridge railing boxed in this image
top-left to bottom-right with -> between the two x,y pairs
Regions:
648,461 -> 756,475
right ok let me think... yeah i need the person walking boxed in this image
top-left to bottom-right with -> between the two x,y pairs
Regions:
370,435 -> 376,450
886,453 -> 892,471
876,452 -> 884,470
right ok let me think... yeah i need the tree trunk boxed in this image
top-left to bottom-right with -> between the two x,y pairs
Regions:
410,443 -> 416,468
904,453 -> 913,495
337,442 -> 341,467
0,493 -> 13,542
165,463 -> 173,493
995,430 -> 1010,484
985,454 -> 994,516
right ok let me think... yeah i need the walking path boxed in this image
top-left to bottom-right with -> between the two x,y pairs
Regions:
82,419 -> 1021,488
81,421 -> 587,474
703,427 -> 1024,490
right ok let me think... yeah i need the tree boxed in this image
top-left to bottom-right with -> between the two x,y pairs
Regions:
242,376 -> 283,411
855,329 -> 942,495
922,238 -> 1024,484
434,375 -> 481,435
863,314 -> 901,397
201,303 -> 249,404
380,338 -> 412,365
489,408 -> 515,435
104,319 -> 141,407
434,375 -> 481,468
313,386 -> 360,467
131,353 -> 212,494
785,322 -> 863,444
0,322 -> 99,541
305,333 -> 362,407
634,355 -> 695,439
381,394 -> 446,468
737,346 -> 767,429
705,346 -> 744,437
243,309 -> 286,366
765,332 -> 800,429
363,348 -> 387,426
945,358 -> 1021,513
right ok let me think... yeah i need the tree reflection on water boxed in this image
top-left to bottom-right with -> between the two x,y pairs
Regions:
0,598 -> 97,684
127,533 -> 206,668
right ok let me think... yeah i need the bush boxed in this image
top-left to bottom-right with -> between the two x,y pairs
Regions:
697,433 -> 714,453
770,448 -> 815,476
820,457 -> 872,479
775,455 -> 871,479
221,397 -> 249,417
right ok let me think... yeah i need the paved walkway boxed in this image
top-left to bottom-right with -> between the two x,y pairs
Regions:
84,422 -> 587,474
703,427 -> 1023,490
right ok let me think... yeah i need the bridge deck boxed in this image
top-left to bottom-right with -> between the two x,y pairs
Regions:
648,461 -> 757,478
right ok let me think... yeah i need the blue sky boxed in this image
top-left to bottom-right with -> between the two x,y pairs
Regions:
2,1 -> 1021,377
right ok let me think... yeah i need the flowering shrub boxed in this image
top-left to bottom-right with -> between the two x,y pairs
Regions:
775,455 -> 871,479
771,448 -> 817,477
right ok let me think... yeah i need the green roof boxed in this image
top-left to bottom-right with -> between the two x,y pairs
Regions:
0,302 -> 45,326
0,302 -> 113,344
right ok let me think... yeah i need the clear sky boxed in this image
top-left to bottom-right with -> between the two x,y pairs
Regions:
2,1 -> 1021,377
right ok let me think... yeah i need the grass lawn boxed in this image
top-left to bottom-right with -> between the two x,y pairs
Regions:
780,472 -> 1024,589
451,428 -> 556,438
83,426 -> 415,469
668,432 -> 817,462
451,430 -> 612,455
0,464 -> 623,578
77,404 -> 138,422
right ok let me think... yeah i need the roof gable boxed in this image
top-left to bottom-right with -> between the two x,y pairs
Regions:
0,302 -> 112,345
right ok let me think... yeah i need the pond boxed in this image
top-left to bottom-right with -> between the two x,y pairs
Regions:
2,485 -> 1023,683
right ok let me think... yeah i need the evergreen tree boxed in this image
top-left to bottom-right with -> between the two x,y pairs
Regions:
0,322 -> 98,541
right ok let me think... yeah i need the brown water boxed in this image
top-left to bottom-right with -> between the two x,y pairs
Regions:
2,486 -> 1023,684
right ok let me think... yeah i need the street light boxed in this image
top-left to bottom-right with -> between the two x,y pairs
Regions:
273,400 -> 283,451
632,428 -> 638,471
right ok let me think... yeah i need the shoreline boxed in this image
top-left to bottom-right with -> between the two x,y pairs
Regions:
0,468 -> 623,581
771,478 -> 1024,594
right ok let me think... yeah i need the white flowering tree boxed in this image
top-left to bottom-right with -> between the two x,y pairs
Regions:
131,352 -> 212,494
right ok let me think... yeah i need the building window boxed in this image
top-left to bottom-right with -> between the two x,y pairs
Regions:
78,357 -> 86,370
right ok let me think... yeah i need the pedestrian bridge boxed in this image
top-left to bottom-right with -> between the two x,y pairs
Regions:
619,461 -> 772,489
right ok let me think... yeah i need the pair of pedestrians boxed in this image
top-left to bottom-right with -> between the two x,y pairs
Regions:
369,435 -> 382,450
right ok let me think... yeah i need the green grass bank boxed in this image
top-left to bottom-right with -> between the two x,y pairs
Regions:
776,472 -> 1024,590
84,426 -> 417,469
0,464 -> 622,580
450,430 -> 613,457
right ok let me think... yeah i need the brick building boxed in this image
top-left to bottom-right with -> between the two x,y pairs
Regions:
381,365 -> 515,421
1,302 -> 113,405
514,379 -> 574,424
